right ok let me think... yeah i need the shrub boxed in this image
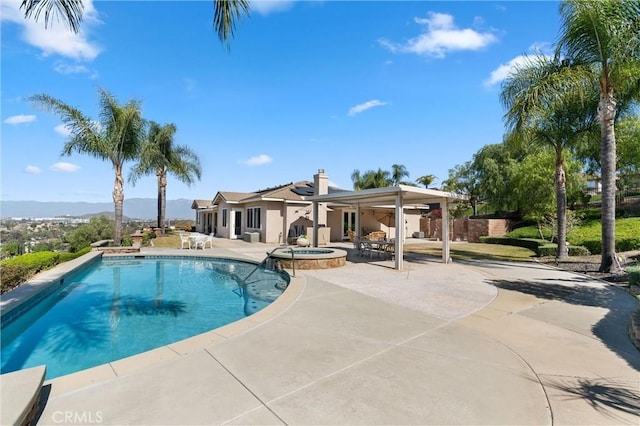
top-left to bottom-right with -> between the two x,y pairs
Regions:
58,246 -> 91,262
0,248 -> 91,293
480,237 -> 545,252
629,266 -> 640,286
142,231 -> 157,245
506,226 -> 550,240
535,244 -> 590,257
0,265 -> 30,294
1,251 -> 60,272
617,237 -> 640,252
569,245 -> 591,256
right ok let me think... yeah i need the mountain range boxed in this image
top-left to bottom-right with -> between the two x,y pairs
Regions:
1,198 -> 195,220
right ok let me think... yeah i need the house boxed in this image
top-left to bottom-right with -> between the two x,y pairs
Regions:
192,169 -> 427,244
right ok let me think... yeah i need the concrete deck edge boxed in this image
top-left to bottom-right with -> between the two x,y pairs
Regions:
0,365 -> 46,426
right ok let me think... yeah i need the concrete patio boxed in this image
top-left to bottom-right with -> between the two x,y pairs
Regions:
25,240 -> 640,424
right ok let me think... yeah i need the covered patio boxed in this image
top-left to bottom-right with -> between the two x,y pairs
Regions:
305,185 -> 467,270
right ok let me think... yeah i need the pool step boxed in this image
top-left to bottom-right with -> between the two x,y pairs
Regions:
0,365 -> 46,426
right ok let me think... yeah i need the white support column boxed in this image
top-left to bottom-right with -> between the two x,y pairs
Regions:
395,192 -> 404,270
312,201 -> 319,247
355,204 -> 361,237
441,198 -> 450,263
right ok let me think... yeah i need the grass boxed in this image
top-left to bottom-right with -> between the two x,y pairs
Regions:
151,234 -> 181,248
404,241 -> 536,262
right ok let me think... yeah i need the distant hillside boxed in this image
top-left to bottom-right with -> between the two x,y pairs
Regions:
1,198 -> 195,219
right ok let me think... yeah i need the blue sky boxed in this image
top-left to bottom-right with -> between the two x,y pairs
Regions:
1,0 -> 561,203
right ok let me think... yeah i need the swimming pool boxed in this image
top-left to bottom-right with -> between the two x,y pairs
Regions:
0,256 -> 288,379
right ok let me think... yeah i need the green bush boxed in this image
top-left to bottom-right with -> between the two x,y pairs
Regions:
629,266 -> 640,286
58,246 -> 91,262
506,226 -> 551,240
0,265 -> 30,294
568,217 -> 640,255
617,237 -> 640,252
569,245 -> 591,256
142,231 -> 157,245
0,248 -> 92,293
532,244 -> 590,257
1,251 -> 60,272
480,237 -> 546,252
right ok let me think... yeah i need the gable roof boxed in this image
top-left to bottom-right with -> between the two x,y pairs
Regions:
191,199 -> 213,209
209,180 -> 345,207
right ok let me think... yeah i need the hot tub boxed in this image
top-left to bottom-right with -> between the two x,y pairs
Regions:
269,247 -> 347,269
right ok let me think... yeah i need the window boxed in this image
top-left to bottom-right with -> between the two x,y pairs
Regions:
222,209 -> 228,227
247,207 -> 261,229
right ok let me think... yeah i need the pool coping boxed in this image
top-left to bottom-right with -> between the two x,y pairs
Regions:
1,251 -> 305,397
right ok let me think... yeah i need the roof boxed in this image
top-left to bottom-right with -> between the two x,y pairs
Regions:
206,180 -> 345,207
191,199 -> 213,209
304,184 -> 468,207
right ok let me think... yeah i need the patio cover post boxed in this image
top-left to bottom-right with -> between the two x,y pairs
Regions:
312,201 -> 319,247
441,198 -> 450,263
395,192 -> 403,270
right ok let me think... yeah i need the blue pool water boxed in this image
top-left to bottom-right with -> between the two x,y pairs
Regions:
1,256 -> 288,379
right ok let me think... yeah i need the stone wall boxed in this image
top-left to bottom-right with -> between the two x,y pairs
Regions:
420,217 -> 510,242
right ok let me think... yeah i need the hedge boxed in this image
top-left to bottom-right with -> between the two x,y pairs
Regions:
480,237 -> 590,257
629,265 -> 640,286
0,247 -> 92,294
479,237 -> 546,252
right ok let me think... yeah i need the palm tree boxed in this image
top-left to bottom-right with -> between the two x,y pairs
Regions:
501,54 -> 598,259
390,164 -> 409,186
415,174 -> 437,188
556,0 -> 640,271
351,168 -> 391,190
30,88 -> 144,245
20,0 -> 250,43
129,121 -> 202,235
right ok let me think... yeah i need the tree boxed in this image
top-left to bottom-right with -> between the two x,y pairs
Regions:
66,215 -> 114,252
19,0 -> 250,44
415,174 -> 437,189
556,0 -> 640,271
351,168 -> 391,190
30,88 -> 145,245
129,121 -> 202,235
501,54 -> 598,259
442,162 -> 480,216
390,164 -> 410,186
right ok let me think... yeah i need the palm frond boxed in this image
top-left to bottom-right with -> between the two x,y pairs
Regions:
213,0 -> 250,46
20,0 -> 84,33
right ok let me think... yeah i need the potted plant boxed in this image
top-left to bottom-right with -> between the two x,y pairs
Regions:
296,234 -> 309,247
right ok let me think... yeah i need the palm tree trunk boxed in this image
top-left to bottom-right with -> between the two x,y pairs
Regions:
113,165 -> 125,245
598,90 -> 619,273
157,169 -> 167,235
555,148 -> 568,259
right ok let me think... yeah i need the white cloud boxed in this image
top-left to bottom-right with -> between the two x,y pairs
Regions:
243,154 -> 273,166
3,114 -> 36,124
24,165 -> 42,174
348,100 -> 387,117
53,61 -> 98,78
54,124 -> 72,137
49,162 -> 80,172
484,46 -> 552,87
1,0 -> 101,61
379,12 -> 498,58
250,0 -> 295,15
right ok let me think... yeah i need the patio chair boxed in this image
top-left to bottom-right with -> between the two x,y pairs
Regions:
180,234 -> 192,249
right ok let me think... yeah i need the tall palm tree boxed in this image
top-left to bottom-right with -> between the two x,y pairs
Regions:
501,54 -> 598,259
30,88 -> 144,245
390,164 -> 409,186
351,168 -> 391,190
415,174 -> 437,188
20,0 -> 250,44
557,0 -> 640,271
129,121 -> 202,235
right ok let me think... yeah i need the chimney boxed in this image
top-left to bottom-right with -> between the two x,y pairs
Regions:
314,169 -> 328,195
313,169 -> 328,226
